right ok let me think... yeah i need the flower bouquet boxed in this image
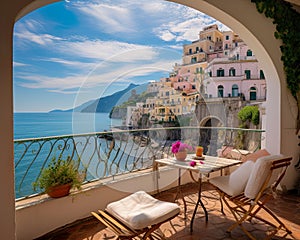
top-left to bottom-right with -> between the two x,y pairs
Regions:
171,141 -> 193,161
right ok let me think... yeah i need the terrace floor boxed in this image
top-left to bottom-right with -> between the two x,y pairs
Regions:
37,182 -> 300,240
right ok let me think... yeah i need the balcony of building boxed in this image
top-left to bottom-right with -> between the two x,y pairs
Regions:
14,127 -> 300,239
36,182 -> 300,240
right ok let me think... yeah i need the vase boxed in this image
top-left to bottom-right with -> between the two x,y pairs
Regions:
175,151 -> 187,161
46,183 -> 72,198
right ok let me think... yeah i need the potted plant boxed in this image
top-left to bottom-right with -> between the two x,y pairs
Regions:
33,155 -> 84,198
171,141 -> 193,161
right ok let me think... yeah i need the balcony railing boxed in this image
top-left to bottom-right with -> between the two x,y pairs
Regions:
14,127 -> 264,200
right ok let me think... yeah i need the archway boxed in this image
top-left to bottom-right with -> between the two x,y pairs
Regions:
250,86 -> 257,100
199,116 -> 223,155
1,0 -> 299,239
11,0 -> 288,162
232,84 -> 239,97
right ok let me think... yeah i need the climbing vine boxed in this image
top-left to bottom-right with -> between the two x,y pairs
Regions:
251,0 -> 300,133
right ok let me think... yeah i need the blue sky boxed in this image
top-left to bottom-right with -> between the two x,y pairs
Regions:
13,0 -> 230,112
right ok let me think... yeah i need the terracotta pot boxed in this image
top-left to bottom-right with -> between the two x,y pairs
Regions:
175,151 -> 187,161
46,183 -> 72,198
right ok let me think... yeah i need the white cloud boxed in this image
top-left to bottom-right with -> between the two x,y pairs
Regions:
57,39 -> 159,62
75,2 -> 136,33
42,57 -> 97,70
14,30 -> 63,45
14,19 -> 64,46
13,61 -> 28,67
16,57 -> 178,93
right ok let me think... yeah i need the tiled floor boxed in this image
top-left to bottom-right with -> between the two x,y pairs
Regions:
37,182 -> 300,240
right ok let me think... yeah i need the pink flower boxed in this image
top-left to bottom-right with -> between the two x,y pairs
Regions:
171,141 -> 193,154
189,161 -> 196,167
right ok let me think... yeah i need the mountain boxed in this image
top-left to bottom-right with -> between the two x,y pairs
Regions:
81,83 -> 145,113
49,99 -> 96,113
49,83 -> 146,114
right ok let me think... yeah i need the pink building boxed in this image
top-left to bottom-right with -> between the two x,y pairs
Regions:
204,42 -> 266,101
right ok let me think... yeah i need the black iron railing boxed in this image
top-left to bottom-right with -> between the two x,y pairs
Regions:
14,127 -> 264,200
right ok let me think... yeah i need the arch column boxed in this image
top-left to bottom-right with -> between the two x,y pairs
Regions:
0,5 -> 16,240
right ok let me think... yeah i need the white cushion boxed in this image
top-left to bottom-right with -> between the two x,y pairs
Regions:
210,160 -> 254,197
106,191 -> 180,230
244,154 -> 283,199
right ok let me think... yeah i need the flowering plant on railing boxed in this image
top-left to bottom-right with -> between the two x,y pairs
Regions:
171,141 -> 193,153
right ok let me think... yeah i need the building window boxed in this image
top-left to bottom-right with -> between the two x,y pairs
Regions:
260,70 -> 265,79
245,70 -> 251,79
196,47 -> 199,52
246,49 -> 253,56
189,49 -> 192,54
226,35 -> 229,40
232,84 -> 239,97
225,44 -> 228,49
229,68 -> 236,76
217,69 -> 225,77
250,87 -> 257,100
217,85 -> 224,97
191,57 -> 197,63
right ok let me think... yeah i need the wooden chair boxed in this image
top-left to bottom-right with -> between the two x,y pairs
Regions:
209,155 -> 293,240
91,191 -> 180,239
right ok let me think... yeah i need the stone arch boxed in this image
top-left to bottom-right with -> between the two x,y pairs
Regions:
10,0 -> 292,165
199,116 -> 223,127
12,0 -> 293,175
198,116 -> 223,155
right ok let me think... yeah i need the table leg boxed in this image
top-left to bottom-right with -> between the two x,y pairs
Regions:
174,169 -> 187,217
190,175 -> 208,233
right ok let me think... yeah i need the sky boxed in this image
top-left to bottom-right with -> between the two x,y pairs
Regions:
13,0 -> 230,112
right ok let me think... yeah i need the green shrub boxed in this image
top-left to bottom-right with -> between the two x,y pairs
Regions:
33,156 -> 83,192
238,106 -> 260,126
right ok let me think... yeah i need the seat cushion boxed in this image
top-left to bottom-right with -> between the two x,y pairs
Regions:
210,160 -> 254,197
106,191 -> 180,230
244,154 -> 283,199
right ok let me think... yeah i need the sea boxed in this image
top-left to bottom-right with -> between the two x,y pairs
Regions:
14,112 -> 122,139
14,112 -> 123,199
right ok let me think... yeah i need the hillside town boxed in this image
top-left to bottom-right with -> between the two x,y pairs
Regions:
119,24 -> 266,129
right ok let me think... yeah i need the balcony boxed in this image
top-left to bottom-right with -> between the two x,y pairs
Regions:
15,127 -> 300,239
36,182 -> 300,239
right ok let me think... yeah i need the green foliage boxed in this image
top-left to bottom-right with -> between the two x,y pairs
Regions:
33,156 -> 83,192
251,0 -> 300,132
238,105 -> 260,126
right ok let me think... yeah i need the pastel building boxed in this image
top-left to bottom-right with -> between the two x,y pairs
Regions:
204,42 -> 266,101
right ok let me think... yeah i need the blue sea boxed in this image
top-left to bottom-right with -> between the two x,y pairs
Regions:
14,112 -> 122,139
14,112 -> 123,199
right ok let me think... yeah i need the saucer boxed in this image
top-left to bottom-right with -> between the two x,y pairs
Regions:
193,156 -> 205,160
